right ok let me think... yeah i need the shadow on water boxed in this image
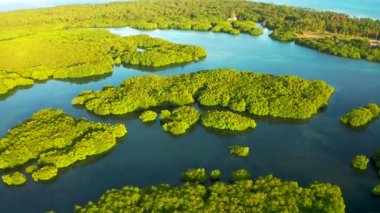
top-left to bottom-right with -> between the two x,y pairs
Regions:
121,58 -> 206,72
0,84 -> 34,101
56,72 -> 114,85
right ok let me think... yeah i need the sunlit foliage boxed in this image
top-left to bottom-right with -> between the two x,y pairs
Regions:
73,69 -> 334,120
74,174 -> 345,212
139,110 -> 157,123
229,145 -> 250,157
351,155 -> 369,170
160,106 -> 200,135
181,168 -> 208,183
340,103 -> 379,127
2,172 -> 27,186
296,38 -> 380,62
1,0 -> 378,62
202,110 -> 256,131
0,29 -> 206,95
0,109 -> 127,182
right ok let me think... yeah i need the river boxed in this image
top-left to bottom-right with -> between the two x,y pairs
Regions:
0,27 -> 379,212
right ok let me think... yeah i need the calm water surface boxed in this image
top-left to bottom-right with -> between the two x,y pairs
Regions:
0,28 -> 380,212
252,0 -> 380,19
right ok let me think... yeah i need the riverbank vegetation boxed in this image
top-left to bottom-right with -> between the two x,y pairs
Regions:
74,174 -> 345,212
296,37 -> 380,62
0,109 -> 127,183
230,169 -> 251,182
181,168 -> 208,183
210,170 -> 221,180
229,145 -> 250,157
202,110 -> 256,131
1,0 -> 379,63
73,69 -> 334,120
0,29 -> 206,95
340,103 -> 379,127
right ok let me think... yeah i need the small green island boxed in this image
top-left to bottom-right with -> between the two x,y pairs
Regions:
351,155 -> 369,170
340,103 -> 379,127
229,145 -> 250,157
72,69 -> 334,119
74,173 -> 345,212
160,106 -> 200,135
1,172 -> 27,186
0,109 -> 127,185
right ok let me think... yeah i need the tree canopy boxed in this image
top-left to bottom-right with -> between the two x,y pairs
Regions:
1,0 -> 379,62
74,174 -> 345,212
72,69 -> 334,120
0,109 -> 127,183
160,106 -> 200,135
202,110 -> 256,131
229,145 -> 250,157
340,103 -> 379,127
0,29 -> 206,95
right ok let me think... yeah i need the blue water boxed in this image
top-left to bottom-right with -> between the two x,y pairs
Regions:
0,28 -> 380,212
252,0 -> 380,19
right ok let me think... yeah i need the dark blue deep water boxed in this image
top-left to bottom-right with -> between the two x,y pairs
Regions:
0,28 -> 380,212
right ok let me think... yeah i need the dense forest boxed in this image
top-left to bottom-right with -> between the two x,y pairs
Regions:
340,103 -> 379,127
0,29 -> 206,95
0,109 -> 127,185
75,174 -> 345,212
0,0 -> 379,62
72,69 -> 334,119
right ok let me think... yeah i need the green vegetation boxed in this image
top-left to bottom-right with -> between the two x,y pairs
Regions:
73,69 -> 334,119
160,106 -> 200,135
372,148 -> 380,176
202,110 -> 256,131
229,145 -> 250,157
181,168 -> 208,183
230,169 -> 251,182
75,174 -> 345,212
31,166 -> 58,182
25,165 -> 37,174
1,0 -> 379,63
210,170 -> 221,180
0,109 -> 127,182
2,172 -> 27,186
296,38 -> 380,62
351,155 -> 369,170
340,103 -> 379,127
0,29 -> 206,95
139,110 -> 157,123
372,184 -> 380,196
